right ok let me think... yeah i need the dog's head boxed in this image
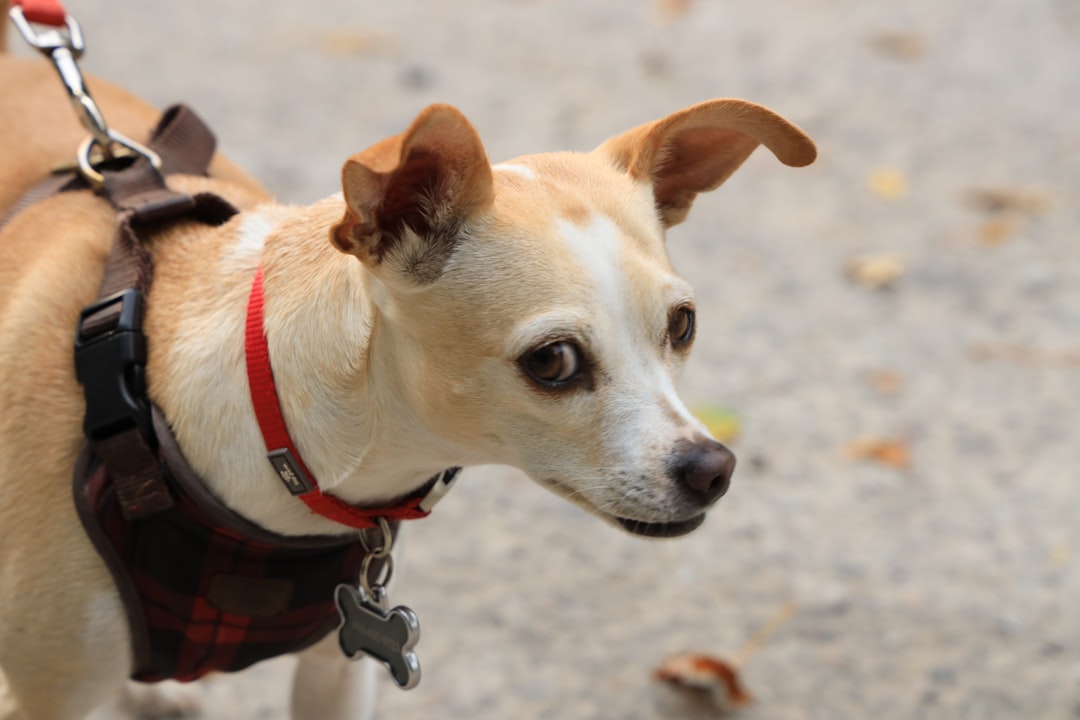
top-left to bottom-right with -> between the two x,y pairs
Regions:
331,101 -> 815,537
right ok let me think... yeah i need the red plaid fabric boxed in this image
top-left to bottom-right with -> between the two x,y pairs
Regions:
73,431 -> 373,683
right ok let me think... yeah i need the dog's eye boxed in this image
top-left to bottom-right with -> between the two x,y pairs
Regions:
669,306 -> 696,347
521,341 -> 582,386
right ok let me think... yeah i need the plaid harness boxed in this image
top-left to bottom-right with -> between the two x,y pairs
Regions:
73,409 -> 381,683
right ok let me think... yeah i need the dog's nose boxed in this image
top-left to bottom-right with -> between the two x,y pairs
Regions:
670,439 -> 736,504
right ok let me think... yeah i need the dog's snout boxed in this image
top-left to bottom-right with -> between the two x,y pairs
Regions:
670,439 -> 736,504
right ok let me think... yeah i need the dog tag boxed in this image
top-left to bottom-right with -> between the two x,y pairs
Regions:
335,583 -> 421,690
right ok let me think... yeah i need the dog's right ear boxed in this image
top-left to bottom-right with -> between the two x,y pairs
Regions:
595,99 -> 817,228
332,104 -> 494,284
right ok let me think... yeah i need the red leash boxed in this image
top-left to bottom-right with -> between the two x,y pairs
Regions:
11,0 -> 67,27
245,267 -> 433,530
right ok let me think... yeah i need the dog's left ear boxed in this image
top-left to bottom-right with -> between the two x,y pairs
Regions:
332,104 -> 494,283
595,99 -> 817,227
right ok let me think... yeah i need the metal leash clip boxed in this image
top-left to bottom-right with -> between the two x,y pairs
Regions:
9,5 -> 161,187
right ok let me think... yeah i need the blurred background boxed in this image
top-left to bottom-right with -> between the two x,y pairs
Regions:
10,0 -> 1078,717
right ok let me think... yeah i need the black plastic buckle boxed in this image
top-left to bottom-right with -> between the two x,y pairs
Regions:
73,288 -> 154,445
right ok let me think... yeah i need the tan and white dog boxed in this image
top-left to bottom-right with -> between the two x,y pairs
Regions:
0,15 -> 816,720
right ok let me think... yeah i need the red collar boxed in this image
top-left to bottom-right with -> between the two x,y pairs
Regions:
244,266 -> 456,530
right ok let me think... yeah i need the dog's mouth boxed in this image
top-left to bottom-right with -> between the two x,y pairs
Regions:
615,514 -> 706,538
540,477 -> 708,538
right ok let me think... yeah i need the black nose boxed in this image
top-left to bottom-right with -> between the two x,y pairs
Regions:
669,439 -> 736,504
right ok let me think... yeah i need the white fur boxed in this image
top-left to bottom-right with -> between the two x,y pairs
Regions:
492,163 -> 536,180
226,207 -> 279,266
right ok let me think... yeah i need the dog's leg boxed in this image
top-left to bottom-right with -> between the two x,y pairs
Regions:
119,681 -> 201,719
0,532 -> 132,720
290,634 -> 377,720
0,647 -> 126,720
290,525 -> 413,720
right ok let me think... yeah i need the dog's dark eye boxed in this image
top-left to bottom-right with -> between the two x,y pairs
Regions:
669,306 -> 695,347
521,341 -> 582,386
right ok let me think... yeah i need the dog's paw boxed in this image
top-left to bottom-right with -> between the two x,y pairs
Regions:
121,680 -> 202,719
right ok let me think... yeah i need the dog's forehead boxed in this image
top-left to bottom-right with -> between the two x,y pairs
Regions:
490,151 -> 667,261
436,153 -> 694,345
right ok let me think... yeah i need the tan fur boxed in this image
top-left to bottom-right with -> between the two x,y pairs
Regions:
0,45 -> 814,720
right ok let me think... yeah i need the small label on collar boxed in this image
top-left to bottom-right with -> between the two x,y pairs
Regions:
268,449 -> 315,495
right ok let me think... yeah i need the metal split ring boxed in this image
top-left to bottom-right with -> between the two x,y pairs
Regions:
360,552 -> 394,598
76,132 -> 163,188
358,517 -> 395,597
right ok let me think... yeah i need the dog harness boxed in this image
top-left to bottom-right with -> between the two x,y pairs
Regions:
1,38 -> 456,680
73,410 -> 380,682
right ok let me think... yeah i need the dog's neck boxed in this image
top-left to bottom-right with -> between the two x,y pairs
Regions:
147,194 -> 469,536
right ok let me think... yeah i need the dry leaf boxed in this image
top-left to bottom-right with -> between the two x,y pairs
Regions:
866,369 -> 905,395
847,438 -> 911,469
867,32 -> 925,60
846,254 -> 906,289
652,604 -> 794,716
978,216 -> 1017,245
964,188 -> 1052,245
654,654 -> 753,715
964,188 -> 1052,215
868,167 -> 908,201
968,343 -> 1080,368
657,0 -> 694,21
317,30 -> 399,58
692,406 -> 741,443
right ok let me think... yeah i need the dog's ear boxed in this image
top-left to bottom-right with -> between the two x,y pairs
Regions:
332,104 -> 494,283
595,99 -> 816,228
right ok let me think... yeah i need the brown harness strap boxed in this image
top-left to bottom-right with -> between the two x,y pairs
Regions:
0,172 -> 85,231
57,105 -> 239,519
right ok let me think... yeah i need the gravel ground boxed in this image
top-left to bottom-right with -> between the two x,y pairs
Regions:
9,0 -> 1080,718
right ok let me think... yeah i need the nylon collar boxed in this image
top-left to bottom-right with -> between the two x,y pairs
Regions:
244,266 -> 458,530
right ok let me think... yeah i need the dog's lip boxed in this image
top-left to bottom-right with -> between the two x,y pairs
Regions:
539,477 -> 707,538
615,514 -> 706,538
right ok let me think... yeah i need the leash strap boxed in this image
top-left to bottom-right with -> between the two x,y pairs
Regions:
11,0 -> 66,27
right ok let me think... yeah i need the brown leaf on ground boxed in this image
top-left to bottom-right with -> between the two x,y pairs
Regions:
846,254 -> 906,289
866,369 -> 905,395
867,31 -> 925,60
868,167 -> 909,201
316,30 -> 399,58
968,343 -> 1080,368
847,438 -> 911,469
978,216 -> 1018,245
654,654 -> 753,715
964,188 -> 1053,245
657,0 -> 694,22
964,188 -> 1053,215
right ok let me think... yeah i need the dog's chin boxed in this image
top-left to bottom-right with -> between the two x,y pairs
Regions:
614,514 -> 706,539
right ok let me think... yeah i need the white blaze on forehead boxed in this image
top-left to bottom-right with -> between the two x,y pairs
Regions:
557,214 -> 627,328
493,163 -> 536,180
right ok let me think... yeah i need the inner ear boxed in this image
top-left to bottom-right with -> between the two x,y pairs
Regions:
331,104 -> 494,281
596,99 -> 817,227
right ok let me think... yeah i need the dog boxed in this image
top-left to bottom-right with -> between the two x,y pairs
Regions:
0,9 -> 815,719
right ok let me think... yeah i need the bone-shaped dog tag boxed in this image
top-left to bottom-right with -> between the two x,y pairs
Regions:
335,583 -> 421,690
